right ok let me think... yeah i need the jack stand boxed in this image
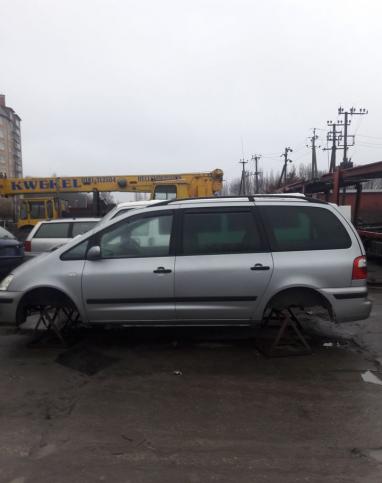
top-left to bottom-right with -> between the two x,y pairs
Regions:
30,305 -> 80,347
256,307 -> 312,357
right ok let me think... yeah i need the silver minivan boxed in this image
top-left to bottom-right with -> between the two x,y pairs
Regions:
0,196 -> 372,326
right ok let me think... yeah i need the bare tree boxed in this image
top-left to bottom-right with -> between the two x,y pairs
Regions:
100,192 -> 115,206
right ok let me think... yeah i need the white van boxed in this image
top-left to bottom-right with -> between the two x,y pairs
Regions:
98,200 -> 163,226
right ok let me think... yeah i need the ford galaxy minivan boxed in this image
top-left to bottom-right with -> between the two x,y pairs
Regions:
0,195 -> 372,327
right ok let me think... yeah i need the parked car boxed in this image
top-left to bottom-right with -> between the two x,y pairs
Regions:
0,226 -> 24,278
24,218 -> 100,257
98,200 -> 162,226
0,195 -> 372,327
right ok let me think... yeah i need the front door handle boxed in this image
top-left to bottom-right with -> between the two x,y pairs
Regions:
153,267 -> 172,274
250,264 -> 270,271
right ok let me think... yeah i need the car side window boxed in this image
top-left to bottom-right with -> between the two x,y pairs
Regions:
34,222 -> 71,238
61,239 -> 89,260
258,205 -> 352,251
72,221 -> 97,237
181,210 -> 263,255
99,213 -> 173,258
30,201 -> 46,220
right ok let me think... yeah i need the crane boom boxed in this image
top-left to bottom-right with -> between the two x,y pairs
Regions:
0,170 -> 223,197
2,169 -> 224,230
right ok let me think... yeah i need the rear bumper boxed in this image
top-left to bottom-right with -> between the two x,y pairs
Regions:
0,291 -> 23,325
321,287 -> 372,323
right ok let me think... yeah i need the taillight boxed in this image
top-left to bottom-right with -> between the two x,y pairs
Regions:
24,240 -> 31,252
352,256 -> 367,280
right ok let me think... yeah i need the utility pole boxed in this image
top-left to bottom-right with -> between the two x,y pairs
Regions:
324,121 -> 342,172
306,129 -> 319,180
337,107 -> 368,168
238,158 -> 248,195
277,147 -> 293,189
251,154 -> 262,194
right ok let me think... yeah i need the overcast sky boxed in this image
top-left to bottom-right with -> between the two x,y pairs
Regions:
1,0 -> 382,185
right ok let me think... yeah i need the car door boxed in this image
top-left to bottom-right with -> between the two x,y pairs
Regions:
82,210 -> 176,323
174,206 -> 273,322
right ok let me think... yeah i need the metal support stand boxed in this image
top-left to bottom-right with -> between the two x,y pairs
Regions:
353,183 -> 362,228
256,308 -> 312,357
30,305 -> 80,347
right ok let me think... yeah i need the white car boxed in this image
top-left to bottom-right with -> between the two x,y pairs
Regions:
24,218 -> 100,256
97,200 -> 163,226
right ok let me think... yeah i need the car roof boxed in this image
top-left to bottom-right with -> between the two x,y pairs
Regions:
113,200 -> 162,209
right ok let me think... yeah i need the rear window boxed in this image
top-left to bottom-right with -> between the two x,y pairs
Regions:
259,205 -> 352,251
72,221 -> 97,237
34,223 -> 70,239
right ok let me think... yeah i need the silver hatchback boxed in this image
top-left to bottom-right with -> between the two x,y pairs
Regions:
0,196 -> 372,326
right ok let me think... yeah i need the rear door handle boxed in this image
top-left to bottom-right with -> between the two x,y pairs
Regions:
153,267 -> 172,274
250,264 -> 270,271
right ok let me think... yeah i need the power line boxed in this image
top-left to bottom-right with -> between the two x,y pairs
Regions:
356,140 -> 382,146
357,144 -> 382,149
357,133 -> 382,140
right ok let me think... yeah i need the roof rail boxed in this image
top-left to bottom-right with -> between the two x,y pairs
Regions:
149,194 -> 328,206
254,194 -> 328,204
149,195 -> 254,207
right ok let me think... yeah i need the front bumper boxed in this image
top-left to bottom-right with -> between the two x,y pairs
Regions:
0,291 -> 23,325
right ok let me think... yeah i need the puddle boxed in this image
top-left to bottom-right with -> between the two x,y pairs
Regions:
56,345 -> 119,375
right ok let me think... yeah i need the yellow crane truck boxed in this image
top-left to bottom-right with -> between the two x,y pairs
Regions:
0,169 -> 223,230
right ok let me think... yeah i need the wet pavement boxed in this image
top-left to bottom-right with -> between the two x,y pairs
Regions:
0,293 -> 382,482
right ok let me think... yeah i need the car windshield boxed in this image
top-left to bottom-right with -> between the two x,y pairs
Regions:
0,226 -> 15,240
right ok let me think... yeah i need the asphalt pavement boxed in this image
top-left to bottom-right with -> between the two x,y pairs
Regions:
0,286 -> 382,482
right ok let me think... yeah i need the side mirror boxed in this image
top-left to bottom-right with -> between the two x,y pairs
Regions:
87,245 -> 101,261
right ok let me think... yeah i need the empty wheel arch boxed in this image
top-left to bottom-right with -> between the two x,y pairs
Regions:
16,287 -> 78,326
263,287 -> 333,319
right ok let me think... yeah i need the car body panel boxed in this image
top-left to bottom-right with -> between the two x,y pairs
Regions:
82,257 -> 176,322
174,252 -> 273,320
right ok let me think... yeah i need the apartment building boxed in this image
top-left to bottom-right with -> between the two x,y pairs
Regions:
0,95 -> 22,178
